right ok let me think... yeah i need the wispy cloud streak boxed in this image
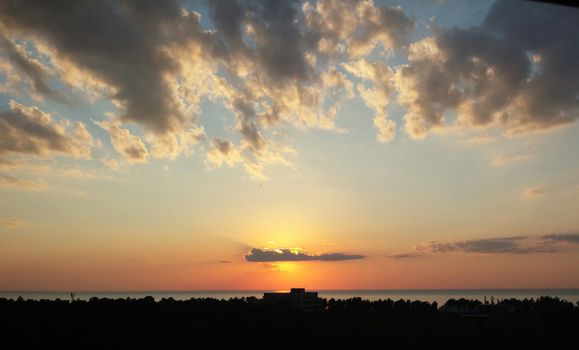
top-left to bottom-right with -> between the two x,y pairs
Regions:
388,233 -> 579,259
245,248 -> 365,262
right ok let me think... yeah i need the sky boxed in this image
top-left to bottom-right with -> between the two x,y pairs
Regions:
0,0 -> 578,291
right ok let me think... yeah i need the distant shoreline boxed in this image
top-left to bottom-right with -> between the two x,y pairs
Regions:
2,288 -> 579,304
2,288 -> 579,292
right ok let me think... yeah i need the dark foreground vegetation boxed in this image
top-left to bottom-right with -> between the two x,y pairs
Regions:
1,296 -> 578,349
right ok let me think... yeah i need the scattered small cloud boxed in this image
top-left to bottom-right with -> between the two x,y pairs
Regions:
263,263 -> 281,271
0,100 -> 94,159
52,167 -> 104,179
102,158 -> 120,171
94,120 -> 149,164
322,240 -> 336,247
388,233 -> 579,259
0,218 -> 25,229
245,247 -> 365,262
418,236 -> 555,255
523,188 -> 544,198
492,154 -> 533,167
218,260 -> 232,264
0,174 -> 47,190
206,138 -> 241,168
385,252 -> 424,259
462,133 -> 495,145
541,233 -> 579,244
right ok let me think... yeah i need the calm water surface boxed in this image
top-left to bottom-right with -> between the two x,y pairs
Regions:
1,289 -> 578,304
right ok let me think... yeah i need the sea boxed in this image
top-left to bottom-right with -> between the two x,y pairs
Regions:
1,289 -> 579,305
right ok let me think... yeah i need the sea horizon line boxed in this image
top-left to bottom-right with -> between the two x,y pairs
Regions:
2,288 -> 579,293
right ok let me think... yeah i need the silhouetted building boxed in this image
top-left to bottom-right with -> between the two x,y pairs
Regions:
262,288 -> 322,311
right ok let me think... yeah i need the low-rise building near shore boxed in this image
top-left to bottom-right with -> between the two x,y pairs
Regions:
262,288 -> 322,311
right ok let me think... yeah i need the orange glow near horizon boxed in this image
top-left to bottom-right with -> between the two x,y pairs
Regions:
1,251 -> 579,291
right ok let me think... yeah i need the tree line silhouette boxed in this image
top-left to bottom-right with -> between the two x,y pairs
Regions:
0,295 -> 577,349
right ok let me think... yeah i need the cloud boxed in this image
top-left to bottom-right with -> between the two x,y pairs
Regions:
198,0 -> 414,172
1,0 -> 577,179
385,252 -> 424,260
462,133 -> 496,145
245,247 -> 365,262
344,58 -> 397,142
0,0 -> 408,177
492,154 -> 533,167
420,236 -> 555,254
0,218 -> 25,228
94,120 -> 148,163
393,0 -> 579,139
205,137 -> 295,180
541,233 -> 579,244
145,127 -> 205,160
0,0 -> 210,134
209,1 -> 315,84
304,0 -> 415,59
102,158 -> 120,171
0,34 -> 68,103
206,1 -> 363,158
0,174 -> 46,190
0,0 -> 411,177
388,233 -> 579,258
205,138 -> 266,180
0,100 -> 93,159
49,167 -> 105,180
523,188 -> 544,198
206,138 -> 241,168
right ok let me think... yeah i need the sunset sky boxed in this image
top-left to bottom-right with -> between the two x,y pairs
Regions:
1,0 -> 578,291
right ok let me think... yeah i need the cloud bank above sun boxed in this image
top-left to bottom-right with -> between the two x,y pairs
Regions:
0,0 -> 578,181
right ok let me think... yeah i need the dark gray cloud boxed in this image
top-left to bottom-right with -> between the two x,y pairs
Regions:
0,0 -> 205,134
4,0 -> 575,179
423,236 -> 555,254
395,0 -> 579,138
388,233 -> 579,259
0,100 -> 93,159
1,105 -> 67,155
0,0 -> 417,177
206,1 -> 319,155
245,1 -> 315,83
245,248 -> 365,262
206,0 -> 415,155
541,233 -> 579,244
208,0 -> 316,84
